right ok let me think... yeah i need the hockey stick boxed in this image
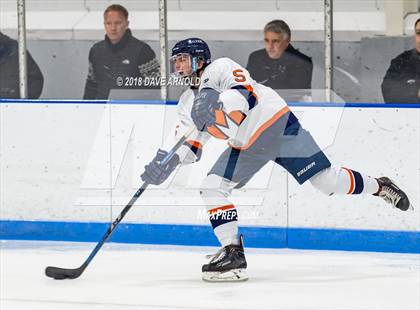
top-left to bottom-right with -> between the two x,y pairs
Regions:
45,126 -> 195,280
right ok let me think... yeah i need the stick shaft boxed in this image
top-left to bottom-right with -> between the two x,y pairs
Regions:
81,127 -> 195,269
48,126 -> 195,278
82,185 -> 149,268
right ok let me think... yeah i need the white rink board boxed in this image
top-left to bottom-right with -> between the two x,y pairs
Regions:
289,107 -> 420,230
0,103 -> 419,231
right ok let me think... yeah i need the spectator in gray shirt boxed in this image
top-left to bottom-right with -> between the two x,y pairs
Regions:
246,20 -> 313,91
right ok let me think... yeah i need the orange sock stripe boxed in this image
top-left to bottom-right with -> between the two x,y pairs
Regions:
342,167 -> 355,194
208,204 -> 235,215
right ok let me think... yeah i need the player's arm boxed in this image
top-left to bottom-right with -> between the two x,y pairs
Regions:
172,89 -> 212,165
140,148 -> 180,185
140,126 -> 208,186
190,87 -> 223,131
174,103 -> 211,165
191,69 -> 252,132
140,92 -> 210,185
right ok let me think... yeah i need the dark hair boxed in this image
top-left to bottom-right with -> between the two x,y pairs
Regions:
104,4 -> 128,19
264,20 -> 291,40
415,18 -> 420,28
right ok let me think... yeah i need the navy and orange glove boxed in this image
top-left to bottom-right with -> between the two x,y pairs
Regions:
141,149 -> 180,185
191,88 -> 223,131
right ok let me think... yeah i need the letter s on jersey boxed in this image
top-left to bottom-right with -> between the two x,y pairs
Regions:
232,69 -> 246,83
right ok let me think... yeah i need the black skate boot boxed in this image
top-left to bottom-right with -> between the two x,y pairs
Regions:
374,177 -> 411,211
202,235 -> 248,282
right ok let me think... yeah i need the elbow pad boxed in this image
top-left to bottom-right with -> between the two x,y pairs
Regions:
177,140 -> 203,165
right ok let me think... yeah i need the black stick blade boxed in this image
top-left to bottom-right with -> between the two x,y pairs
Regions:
45,266 -> 83,280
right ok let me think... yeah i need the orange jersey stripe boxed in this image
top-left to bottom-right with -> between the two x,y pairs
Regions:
208,204 -> 235,215
214,110 -> 227,127
228,110 -> 246,125
207,109 -> 230,140
207,125 -> 229,140
342,167 -> 355,194
244,84 -> 258,101
230,106 -> 290,151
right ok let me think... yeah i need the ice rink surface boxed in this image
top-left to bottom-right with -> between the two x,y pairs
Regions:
1,240 -> 419,310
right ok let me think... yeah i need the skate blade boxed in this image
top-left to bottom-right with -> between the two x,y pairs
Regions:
202,269 -> 248,282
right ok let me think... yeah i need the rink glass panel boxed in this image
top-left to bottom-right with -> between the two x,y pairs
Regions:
1,0 -> 416,102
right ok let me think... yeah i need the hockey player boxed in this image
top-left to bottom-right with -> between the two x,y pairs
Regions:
141,38 -> 411,282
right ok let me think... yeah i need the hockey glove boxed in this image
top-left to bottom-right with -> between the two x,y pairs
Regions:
191,88 -> 223,131
141,149 -> 180,185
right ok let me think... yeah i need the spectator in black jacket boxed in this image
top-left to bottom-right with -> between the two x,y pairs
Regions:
83,4 -> 160,99
246,20 -> 313,91
0,31 -> 44,99
381,18 -> 420,104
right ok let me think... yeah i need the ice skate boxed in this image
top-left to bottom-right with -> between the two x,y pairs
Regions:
374,177 -> 411,211
202,235 -> 248,282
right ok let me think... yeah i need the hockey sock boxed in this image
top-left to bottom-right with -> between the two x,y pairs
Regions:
208,204 -> 239,247
200,174 -> 240,247
310,166 -> 379,196
340,167 -> 379,194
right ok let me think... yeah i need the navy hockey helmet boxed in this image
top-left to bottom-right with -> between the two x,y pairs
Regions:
170,38 -> 211,75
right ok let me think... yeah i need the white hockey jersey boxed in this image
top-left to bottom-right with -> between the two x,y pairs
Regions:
174,57 -> 290,160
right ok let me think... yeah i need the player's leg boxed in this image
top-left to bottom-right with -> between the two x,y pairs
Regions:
200,147 -> 269,281
275,114 -> 410,211
201,173 -> 239,248
310,168 -> 411,211
308,166 -> 378,195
